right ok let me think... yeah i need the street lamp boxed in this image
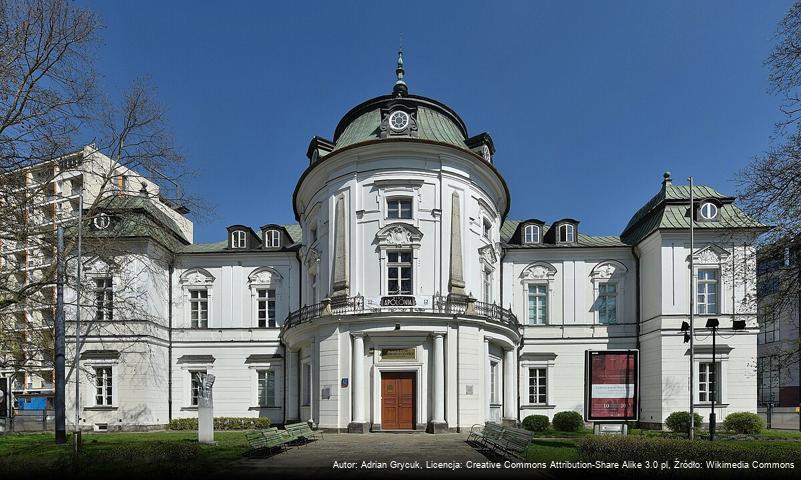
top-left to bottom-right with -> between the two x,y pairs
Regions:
705,318 -> 719,440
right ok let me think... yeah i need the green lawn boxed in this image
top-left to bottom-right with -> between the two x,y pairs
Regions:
0,431 -> 249,478
529,427 -> 593,438
525,439 -> 580,462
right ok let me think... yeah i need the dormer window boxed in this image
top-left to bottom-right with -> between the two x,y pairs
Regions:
558,224 -> 575,243
231,230 -> 246,248
264,230 -> 281,248
524,224 -> 540,244
387,198 -> 412,219
699,202 -> 719,221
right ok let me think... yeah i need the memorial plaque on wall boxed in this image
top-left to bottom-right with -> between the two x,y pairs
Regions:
380,348 -> 416,362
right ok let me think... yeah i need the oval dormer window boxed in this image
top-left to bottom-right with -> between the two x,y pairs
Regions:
699,202 -> 718,221
389,111 -> 410,131
231,230 -> 246,248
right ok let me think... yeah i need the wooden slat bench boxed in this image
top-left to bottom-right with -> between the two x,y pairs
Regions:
495,427 -> 534,460
244,428 -> 291,456
284,422 -> 323,444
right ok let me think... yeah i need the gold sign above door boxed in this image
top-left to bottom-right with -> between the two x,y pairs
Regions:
380,348 -> 416,362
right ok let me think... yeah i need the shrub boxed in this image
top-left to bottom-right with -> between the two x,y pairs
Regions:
723,412 -> 765,434
578,436 -> 801,465
552,411 -> 584,432
664,411 -> 703,434
168,416 -> 271,431
522,414 -> 550,432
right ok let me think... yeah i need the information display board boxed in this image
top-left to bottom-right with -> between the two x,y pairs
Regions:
584,350 -> 638,421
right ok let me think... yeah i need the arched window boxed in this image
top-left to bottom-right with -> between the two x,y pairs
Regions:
699,202 -> 718,221
558,224 -> 574,243
523,224 -> 540,244
231,230 -> 246,248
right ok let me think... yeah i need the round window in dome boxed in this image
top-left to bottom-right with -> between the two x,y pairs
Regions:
389,111 -> 410,131
93,213 -> 111,230
699,202 -> 718,221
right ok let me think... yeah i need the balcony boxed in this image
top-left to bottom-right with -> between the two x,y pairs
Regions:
283,295 -> 519,332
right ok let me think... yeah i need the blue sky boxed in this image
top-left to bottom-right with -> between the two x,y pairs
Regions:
80,0 -> 792,243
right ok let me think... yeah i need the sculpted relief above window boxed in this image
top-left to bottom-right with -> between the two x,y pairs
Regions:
376,223 -> 423,248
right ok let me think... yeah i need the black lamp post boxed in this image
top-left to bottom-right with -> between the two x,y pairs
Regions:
705,318 -> 719,441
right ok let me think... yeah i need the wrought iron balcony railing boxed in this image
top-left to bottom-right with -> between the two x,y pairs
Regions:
283,295 -> 519,331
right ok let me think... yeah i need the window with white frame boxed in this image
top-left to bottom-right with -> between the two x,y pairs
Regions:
597,283 -> 618,324
386,197 -> 412,219
527,284 -> 548,325
482,267 -> 492,303
697,268 -> 718,314
190,290 -> 209,328
387,250 -> 413,295
301,363 -> 311,406
264,230 -> 281,248
523,224 -> 540,244
758,307 -> 778,344
757,356 -> 781,404
490,360 -> 499,404
528,368 -> 547,404
257,289 -> 276,328
558,224 -> 574,243
231,230 -> 246,248
698,362 -> 719,403
257,370 -> 276,407
94,277 -> 113,321
190,370 -> 206,406
94,367 -> 112,406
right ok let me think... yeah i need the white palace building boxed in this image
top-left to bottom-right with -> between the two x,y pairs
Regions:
20,54 -> 766,433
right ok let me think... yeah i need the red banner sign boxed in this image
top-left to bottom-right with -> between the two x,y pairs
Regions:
585,350 -> 638,421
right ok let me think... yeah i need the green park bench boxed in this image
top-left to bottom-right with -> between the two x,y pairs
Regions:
284,422 -> 323,444
245,428 -> 291,456
494,427 -> 534,460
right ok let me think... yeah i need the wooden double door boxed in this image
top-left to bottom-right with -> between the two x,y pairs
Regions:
380,372 -> 415,430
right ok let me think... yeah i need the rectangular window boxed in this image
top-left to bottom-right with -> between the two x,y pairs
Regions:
257,289 -> 276,328
94,367 -> 112,406
482,268 -> 492,303
231,230 -> 246,248
698,362 -> 719,403
387,198 -> 412,219
524,224 -> 540,244
483,219 -> 492,239
94,277 -> 113,321
490,361 -> 499,404
301,363 -> 311,406
758,307 -> 778,344
190,370 -> 206,406
528,368 -> 547,404
558,224 -> 574,243
597,283 -> 617,324
190,290 -> 209,328
258,370 -> 276,407
264,230 -> 281,248
387,250 -> 413,295
697,269 -> 718,314
527,284 -> 548,325
757,356 -> 781,404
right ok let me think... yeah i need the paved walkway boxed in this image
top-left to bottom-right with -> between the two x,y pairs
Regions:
223,432 -> 550,479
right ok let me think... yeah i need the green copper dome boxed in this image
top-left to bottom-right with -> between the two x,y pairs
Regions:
332,96 -> 470,151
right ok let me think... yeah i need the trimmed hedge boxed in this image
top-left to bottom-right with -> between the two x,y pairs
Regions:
665,411 -> 703,435
522,414 -> 550,432
723,412 -> 765,434
168,417 -> 271,431
553,411 -> 584,432
578,435 -> 801,465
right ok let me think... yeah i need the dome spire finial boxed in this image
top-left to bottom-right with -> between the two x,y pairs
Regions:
393,41 -> 408,97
